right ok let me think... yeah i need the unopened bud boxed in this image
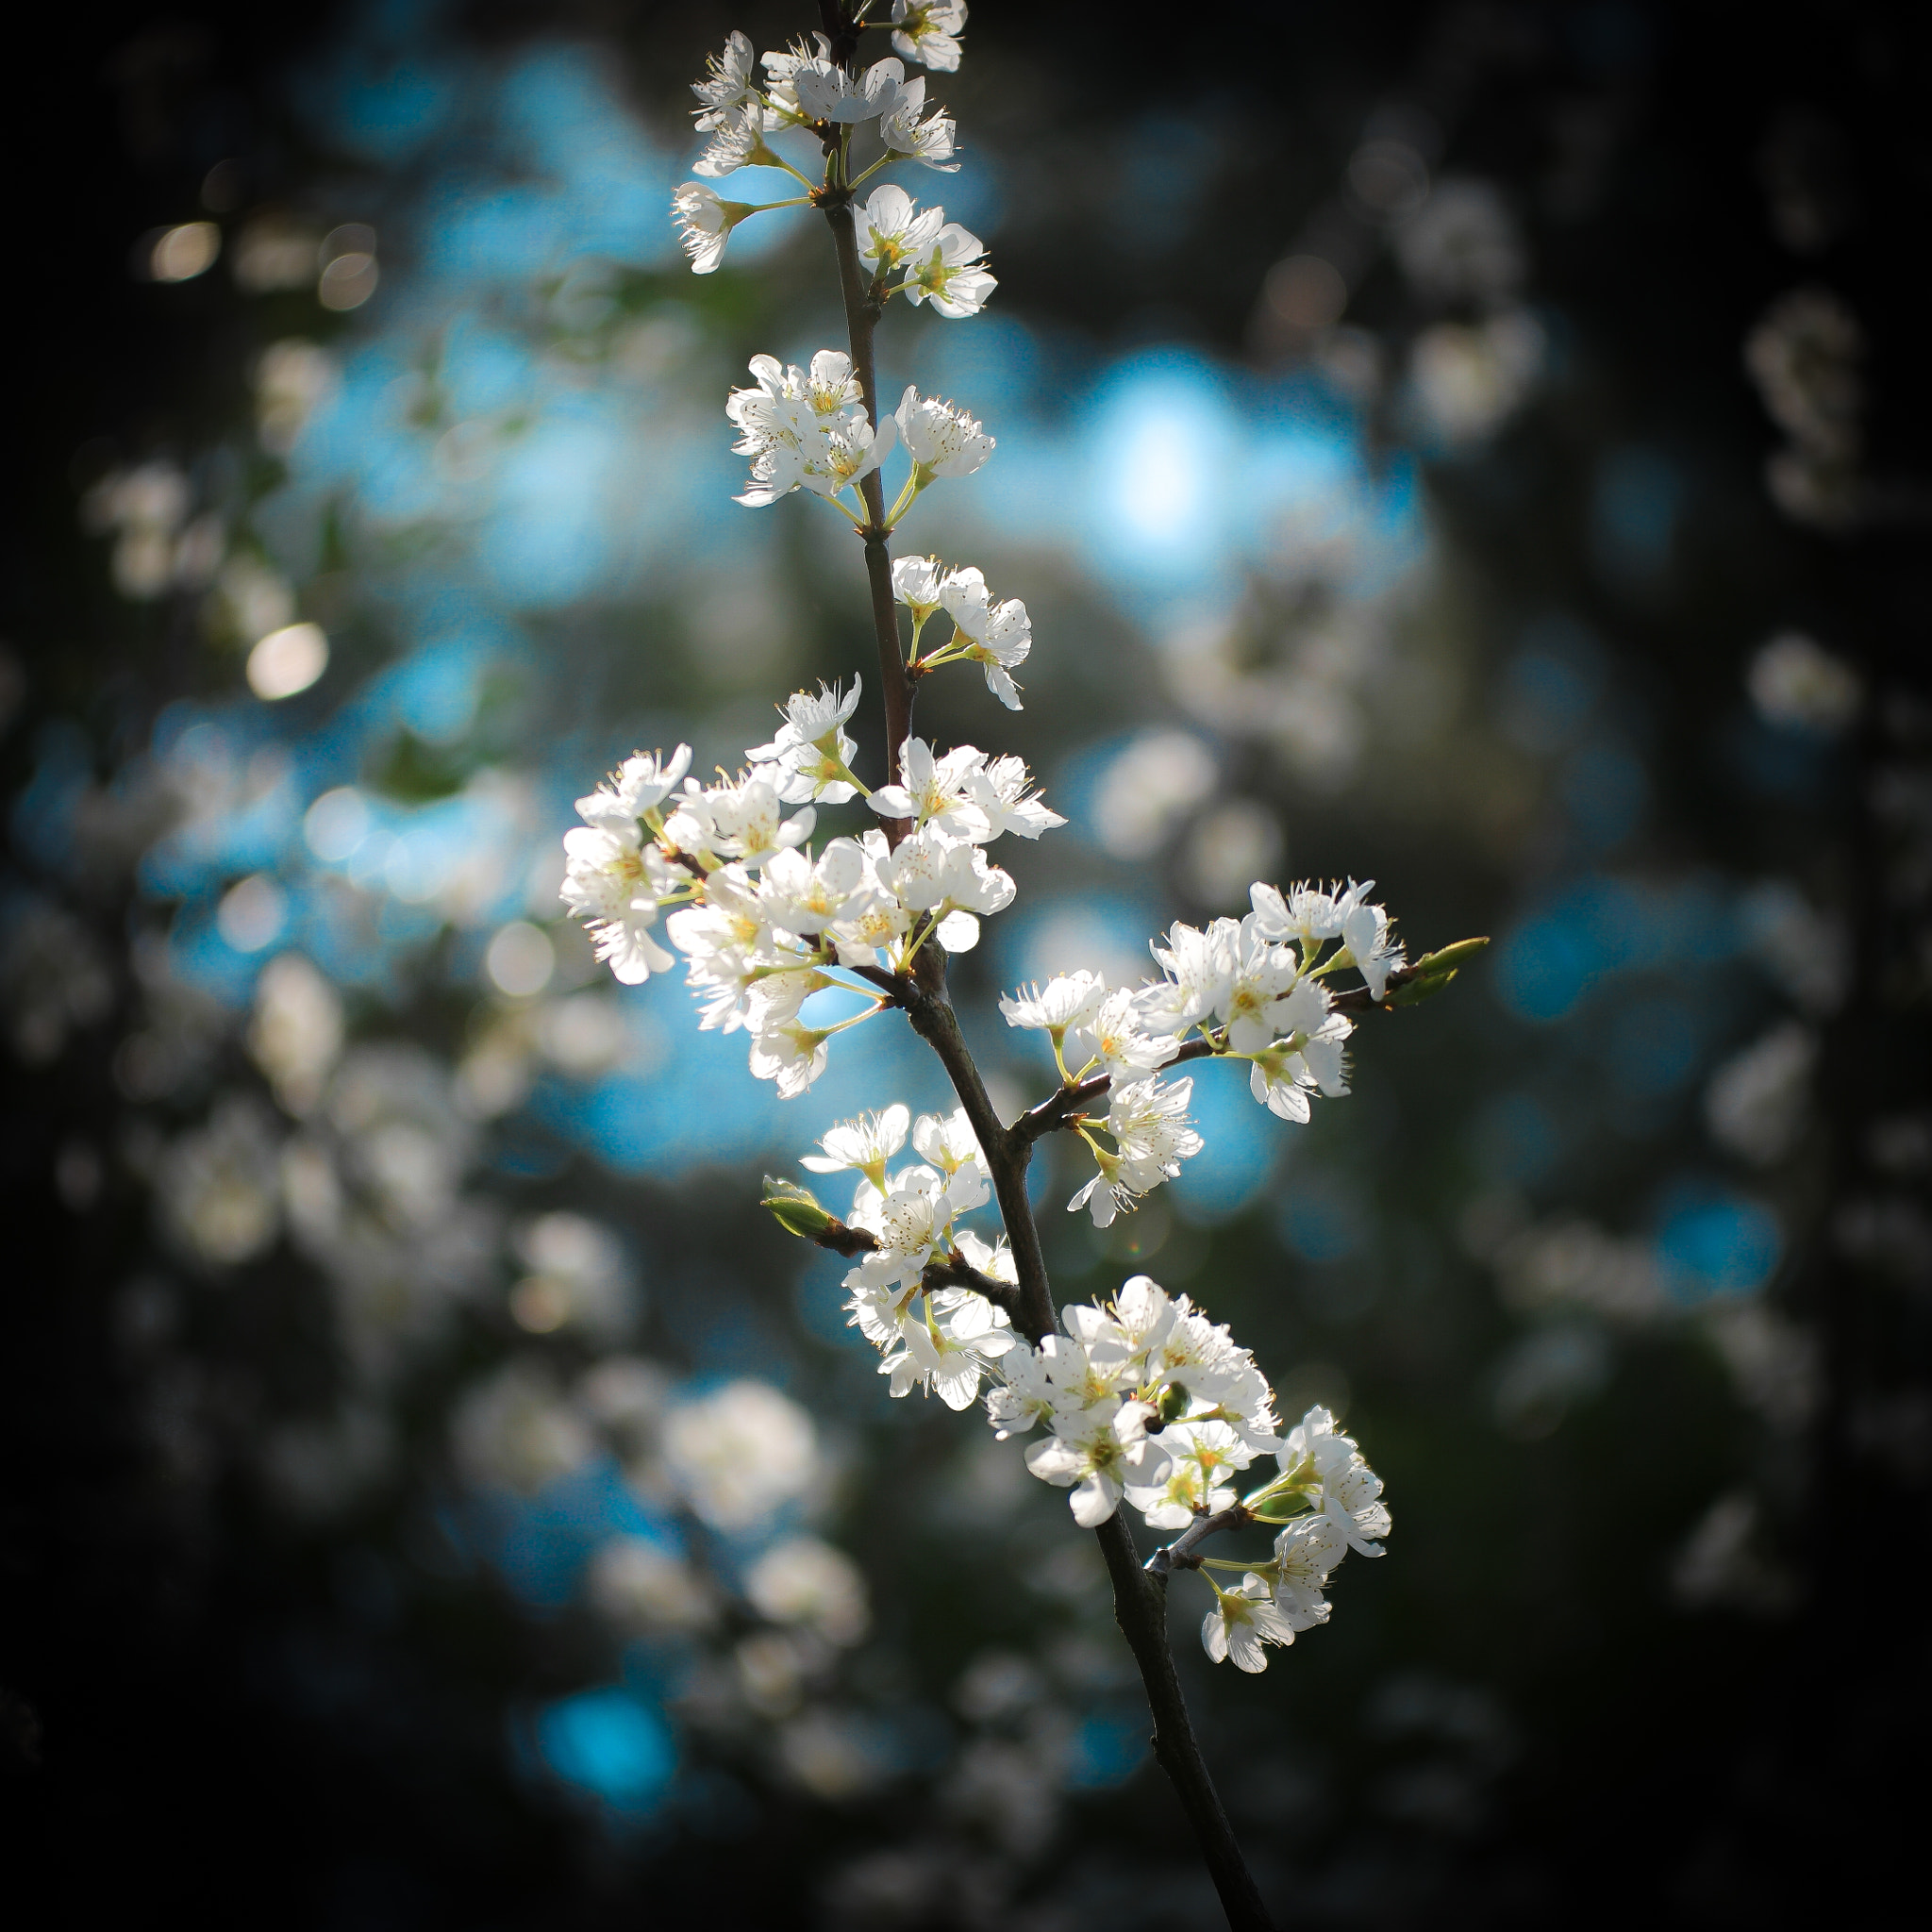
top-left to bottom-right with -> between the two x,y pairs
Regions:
761,1178 -> 834,1241
1414,936 -> 1490,975
1385,936 -> 1489,1006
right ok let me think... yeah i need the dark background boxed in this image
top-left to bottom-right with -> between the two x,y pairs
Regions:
5,2 -> 1929,1926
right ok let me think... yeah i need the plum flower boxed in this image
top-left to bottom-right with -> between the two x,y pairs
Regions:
896,386 -> 993,479
1202,1574 -> 1301,1672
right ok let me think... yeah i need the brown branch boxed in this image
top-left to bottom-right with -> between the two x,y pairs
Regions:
1094,1513 -> 1278,1931
1013,1037 -> 1222,1144
1145,1502 -> 1256,1576
822,191 -> 916,848
796,1214 -> 878,1258
789,1203 -> 1024,1324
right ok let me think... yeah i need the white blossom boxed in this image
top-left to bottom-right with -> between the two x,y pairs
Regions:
693,101 -> 768,179
891,0 -> 968,72
879,76 -> 959,170
1123,1418 -> 1252,1529
824,830 -> 914,965
1279,1406 -> 1390,1558
1065,987 -> 1180,1081
574,744 -> 693,828
799,407 -> 897,500
726,352 -> 877,507
882,822 -> 1015,918
758,36 -> 827,126
1340,899 -> 1405,1001
896,386 -> 993,477
745,678 -> 865,804
858,184 -> 945,274
985,1334 -> 1061,1440
794,53 -> 906,125
559,818 -> 678,985
883,1287 -> 1015,1408
1144,917 -> 1238,1029
757,839 -> 879,935
801,1104 -> 911,1191
1248,877 -> 1375,954
691,28 -> 759,128
903,223 -> 996,318
1000,972 -> 1106,1037
1321,1456 -> 1391,1557
743,972 -> 833,1097
911,1104 -> 984,1178
1218,924 -> 1304,1056
1024,1401 -> 1172,1527
866,737 -> 991,837
891,552 -> 947,617
670,768 -> 817,866
1070,1074 -> 1203,1225
940,571 -> 1032,708
672,182 -> 748,274
955,1225 -> 1016,1286
846,1158 -> 987,1289
1202,1574 -> 1301,1672
1271,1515 -> 1347,1624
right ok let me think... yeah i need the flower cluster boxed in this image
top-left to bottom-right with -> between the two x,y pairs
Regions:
725,348 -> 992,523
975,1274 -> 1390,1671
553,3 -> 1468,1730
893,555 -> 1032,708
559,688 -> 1060,1095
800,1102 -> 1021,1410
986,1274 -> 1278,1526
1196,1405 -> 1390,1674
674,19 -> 975,279
999,879 -> 1404,1223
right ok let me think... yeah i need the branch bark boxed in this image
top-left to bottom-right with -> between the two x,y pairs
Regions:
822,192 -> 915,844
1095,1513 -> 1277,1932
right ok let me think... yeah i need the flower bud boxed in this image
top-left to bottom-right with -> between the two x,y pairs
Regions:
1384,935 -> 1489,1006
761,1179 -> 835,1241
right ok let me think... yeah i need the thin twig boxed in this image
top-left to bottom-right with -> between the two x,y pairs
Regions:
821,192 -> 915,847
1013,1037 -> 1221,1143
1146,1502 -> 1256,1575
791,1208 -> 1024,1324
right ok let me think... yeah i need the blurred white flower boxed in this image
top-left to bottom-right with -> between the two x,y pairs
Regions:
452,1360 -> 594,1494
662,1379 -> 822,1531
589,1536 -> 711,1630
160,1096 -> 282,1266
1091,729 -> 1216,860
1705,1023 -> 1816,1166
249,953 -> 344,1115
1407,308 -> 1544,446
745,1536 -> 872,1645
508,1211 -> 639,1340
1746,632 -> 1862,735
